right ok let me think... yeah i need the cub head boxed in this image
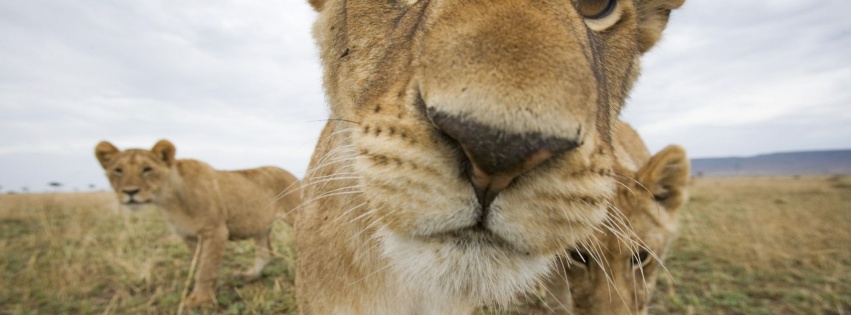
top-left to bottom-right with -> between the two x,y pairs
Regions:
306,0 -> 685,304
553,145 -> 690,314
95,140 -> 177,211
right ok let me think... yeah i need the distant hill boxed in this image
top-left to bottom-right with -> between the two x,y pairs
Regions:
691,149 -> 851,177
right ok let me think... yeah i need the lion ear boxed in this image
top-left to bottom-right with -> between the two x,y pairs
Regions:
636,145 -> 690,211
635,0 -> 685,53
307,0 -> 324,11
95,141 -> 120,169
151,139 -> 177,167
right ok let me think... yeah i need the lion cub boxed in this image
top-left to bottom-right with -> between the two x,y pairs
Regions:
544,124 -> 691,314
95,139 -> 300,307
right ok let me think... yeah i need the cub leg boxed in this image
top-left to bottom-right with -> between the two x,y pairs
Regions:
184,226 -> 228,308
237,230 -> 274,282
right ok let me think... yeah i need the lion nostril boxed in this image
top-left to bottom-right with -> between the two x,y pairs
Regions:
427,108 -> 581,205
123,188 -> 140,196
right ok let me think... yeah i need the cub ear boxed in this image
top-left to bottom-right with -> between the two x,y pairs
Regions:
635,0 -> 685,53
307,0 -> 324,12
636,145 -> 690,211
95,141 -> 120,169
151,139 -> 177,167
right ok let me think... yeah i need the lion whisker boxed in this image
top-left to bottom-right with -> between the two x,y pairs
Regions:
346,261 -> 393,288
347,212 -> 385,242
538,265 -> 569,313
288,186 -> 363,215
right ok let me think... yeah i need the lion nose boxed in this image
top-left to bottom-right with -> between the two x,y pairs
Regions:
428,108 -> 581,207
123,188 -> 140,196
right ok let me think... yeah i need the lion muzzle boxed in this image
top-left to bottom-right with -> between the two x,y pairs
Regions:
418,0 -> 599,209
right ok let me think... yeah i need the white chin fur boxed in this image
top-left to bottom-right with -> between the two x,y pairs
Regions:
380,229 -> 550,307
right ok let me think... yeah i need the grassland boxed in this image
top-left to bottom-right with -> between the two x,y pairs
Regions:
1,175 -> 850,314
650,175 -> 851,315
0,192 -> 296,315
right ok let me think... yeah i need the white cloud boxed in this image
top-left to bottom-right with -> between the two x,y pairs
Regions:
0,0 -> 324,191
625,0 -> 851,157
1,0 -> 850,192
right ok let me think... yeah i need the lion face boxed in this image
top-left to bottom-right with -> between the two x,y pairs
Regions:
95,140 -> 176,211
555,145 -> 690,314
305,0 -> 684,304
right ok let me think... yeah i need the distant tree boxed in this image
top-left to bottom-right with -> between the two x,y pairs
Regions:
22,186 -> 29,193
49,182 -> 62,191
89,184 -> 96,190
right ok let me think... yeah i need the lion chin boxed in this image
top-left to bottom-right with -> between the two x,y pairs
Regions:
380,228 -> 551,306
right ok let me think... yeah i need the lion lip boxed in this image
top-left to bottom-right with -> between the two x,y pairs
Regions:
416,225 -> 522,253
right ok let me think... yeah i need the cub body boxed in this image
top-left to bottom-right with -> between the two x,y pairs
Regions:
95,140 -> 300,307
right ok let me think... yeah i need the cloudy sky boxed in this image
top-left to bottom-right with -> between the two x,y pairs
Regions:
1,0 -> 849,193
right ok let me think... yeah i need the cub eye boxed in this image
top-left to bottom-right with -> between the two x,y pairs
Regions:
573,0 -> 616,19
113,168 -> 123,176
567,249 -> 591,266
141,166 -> 153,175
632,250 -> 651,268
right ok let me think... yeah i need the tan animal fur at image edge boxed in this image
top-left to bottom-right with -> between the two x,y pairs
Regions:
94,140 -> 300,308
543,121 -> 690,314
299,0 -> 685,313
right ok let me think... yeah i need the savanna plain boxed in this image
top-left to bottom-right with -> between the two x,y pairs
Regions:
1,175 -> 849,314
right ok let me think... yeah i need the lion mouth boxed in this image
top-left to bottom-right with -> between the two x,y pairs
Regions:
120,201 -> 150,212
450,228 -> 520,252
412,219 -> 526,255
123,199 -> 152,209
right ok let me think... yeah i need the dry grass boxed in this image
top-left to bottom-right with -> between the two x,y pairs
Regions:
650,175 -> 851,315
1,176 -> 850,314
0,192 -> 296,315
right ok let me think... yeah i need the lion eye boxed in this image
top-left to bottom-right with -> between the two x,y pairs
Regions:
113,168 -> 123,176
574,0 -> 616,19
568,249 -> 591,266
141,166 -> 153,175
632,250 -> 651,268
574,0 -> 621,31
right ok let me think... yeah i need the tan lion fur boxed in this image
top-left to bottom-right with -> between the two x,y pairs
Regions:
544,121 -> 690,314
94,140 -> 300,307
298,0 -> 685,313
